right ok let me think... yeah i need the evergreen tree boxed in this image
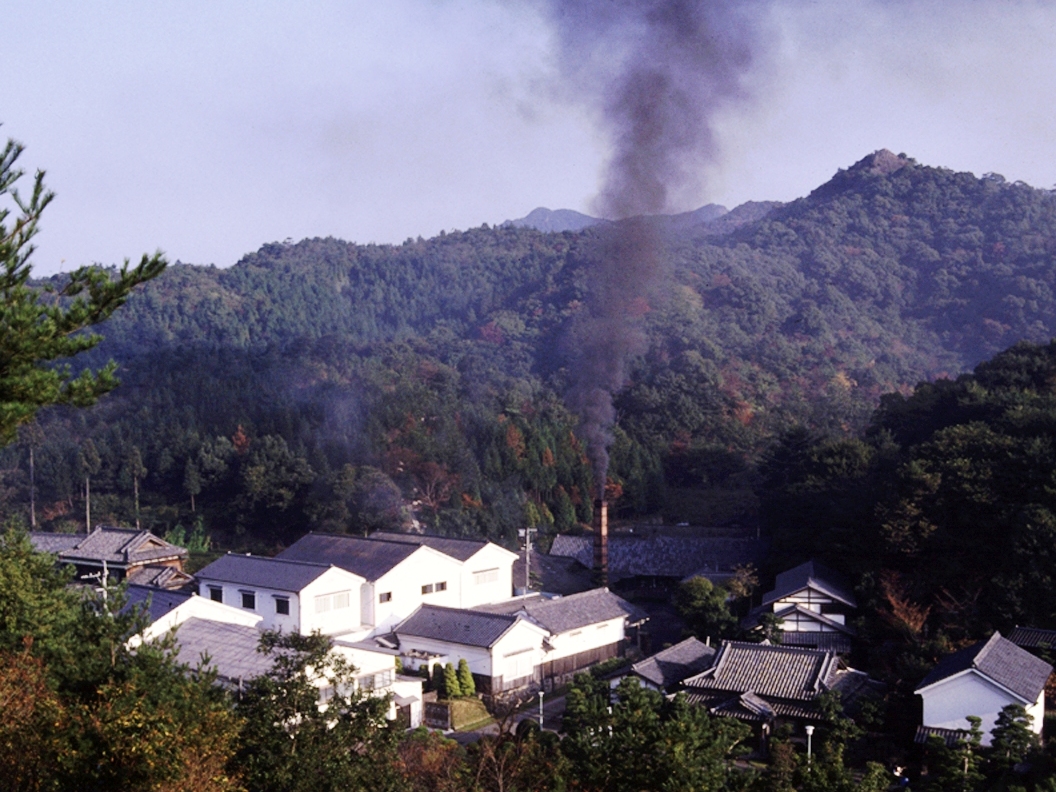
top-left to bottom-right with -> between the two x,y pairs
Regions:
456,658 -> 475,697
442,661 -> 462,699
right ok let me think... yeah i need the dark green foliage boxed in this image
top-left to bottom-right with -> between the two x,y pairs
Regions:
562,673 -> 750,792
0,137 -> 166,446
231,630 -> 400,792
674,575 -> 738,641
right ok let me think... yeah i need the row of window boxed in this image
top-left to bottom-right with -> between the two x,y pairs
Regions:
210,586 -> 350,618
421,581 -> 447,595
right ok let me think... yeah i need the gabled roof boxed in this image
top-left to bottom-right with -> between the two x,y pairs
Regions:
915,632 -> 1053,703
30,527 -> 187,567
127,564 -> 195,590
170,617 -> 277,681
760,559 -> 856,608
630,637 -> 716,689
370,531 -> 516,563
682,641 -> 841,701
125,584 -> 193,623
748,603 -> 857,636
473,588 -> 647,634
548,534 -> 765,582
197,553 -> 347,592
394,604 -> 525,648
277,533 -> 423,581
1008,626 -> 1056,650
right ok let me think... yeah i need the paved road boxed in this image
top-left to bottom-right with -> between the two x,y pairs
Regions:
450,692 -> 568,746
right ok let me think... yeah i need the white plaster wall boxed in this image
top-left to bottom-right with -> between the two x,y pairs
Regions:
371,548 -> 464,634
197,579 -> 302,633
395,634 -> 493,676
300,568 -> 366,635
920,671 -> 1036,746
461,545 -> 517,608
545,617 -> 625,661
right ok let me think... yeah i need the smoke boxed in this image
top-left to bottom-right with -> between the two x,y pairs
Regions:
545,0 -> 767,495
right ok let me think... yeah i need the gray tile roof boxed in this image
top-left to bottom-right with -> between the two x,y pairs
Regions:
548,534 -> 765,582
779,632 -> 854,655
196,553 -> 336,591
169,617 -> 276,681
277,533 -> 420,581
369,531 -> 494,562
395,605 -> 521,648
126,564 -> 195,590
760,559 -> 857,608
682,641 -> 841,701
29,530 -> 187,566
916,632 -> 1053,703
30,527 -> 187,566
28,532 -> 83,553
631,637 -> 716,689
1008,626 -> 1056,651
914,725 -> 971,747
473,588 -> 647,634
124,585 -> 193,623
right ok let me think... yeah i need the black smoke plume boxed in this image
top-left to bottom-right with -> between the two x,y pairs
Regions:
547,0 -> 765,496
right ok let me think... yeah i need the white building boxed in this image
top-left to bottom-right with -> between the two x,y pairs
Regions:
747,559 -> 857,654
915,631 -> 1052,746
276,532 -> 517,635
195,554 -> 368,637
394,588 -> 647,695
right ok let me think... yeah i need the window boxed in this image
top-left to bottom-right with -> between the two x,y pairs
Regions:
208,586 -> 223,603
422,584 -> 434,595
435,581 -> 447,592
422,581 -> 447,595
358,669 -> 395,691
240,590 -> 256,610
473,568 -> 499,585
274,596 -> 290,616
379,592 -> 392,603
316,591 -> 352,613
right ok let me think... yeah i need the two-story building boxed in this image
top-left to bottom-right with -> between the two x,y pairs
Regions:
195,553 -> 369,637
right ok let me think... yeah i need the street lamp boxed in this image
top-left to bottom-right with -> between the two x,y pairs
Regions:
805,725 -> 814,764
538,690 -> 545,729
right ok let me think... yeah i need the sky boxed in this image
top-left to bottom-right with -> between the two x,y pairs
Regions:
3,0 -> 1056,275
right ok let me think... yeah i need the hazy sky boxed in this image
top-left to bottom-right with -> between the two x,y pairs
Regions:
4,1 -> 1056,275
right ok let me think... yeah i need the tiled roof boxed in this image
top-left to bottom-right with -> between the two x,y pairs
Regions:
30,527 -> 187,566
277,533 -> 420,581
197,553 -> 337,592
370,531 -> 506,562
548,534 -> 765,582
916,632 -> 1053,703
28,532 -> 82,553
1008,626 -> 1056,650
473,588 -> 647,634
395,605 -> 521,648
124,585 -> 192,623
779,632 -> 854,655
170,617 -> 276,682
682,641 -> 840,701
914,725 -> 971,747
760,559 -> 857,608
631,637 -> 716,689
682,690 -> 820,722
127,564 -> 195,590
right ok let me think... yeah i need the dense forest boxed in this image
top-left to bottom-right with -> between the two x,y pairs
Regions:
5,149 -> 1056,557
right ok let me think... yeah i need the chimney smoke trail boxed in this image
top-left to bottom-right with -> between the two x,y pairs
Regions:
546,0 -> 765,497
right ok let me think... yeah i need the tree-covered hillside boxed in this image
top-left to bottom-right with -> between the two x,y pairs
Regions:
7,150 -> 1056,549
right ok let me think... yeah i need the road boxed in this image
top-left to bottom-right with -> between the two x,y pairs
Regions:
450,691 -> 568,746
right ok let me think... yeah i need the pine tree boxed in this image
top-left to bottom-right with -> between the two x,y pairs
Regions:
431,663 -> 445,695
456,658 -> 475,697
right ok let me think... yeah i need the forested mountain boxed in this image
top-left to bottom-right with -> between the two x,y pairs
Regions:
8,149 -> 1056,551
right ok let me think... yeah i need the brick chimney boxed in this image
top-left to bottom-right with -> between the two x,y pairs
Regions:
593,498 -> 608,586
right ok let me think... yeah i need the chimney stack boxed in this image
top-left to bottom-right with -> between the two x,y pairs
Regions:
593,498 -> 608,586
